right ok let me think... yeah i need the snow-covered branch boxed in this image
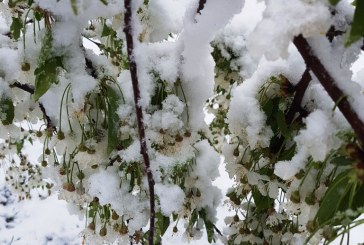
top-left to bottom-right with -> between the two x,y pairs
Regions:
293,34 -> 364,145
123,1 -> 155,244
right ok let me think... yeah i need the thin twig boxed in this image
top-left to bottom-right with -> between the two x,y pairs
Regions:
10,81 -> 34,94
293,35 -> 364,145
123,1 -> 155,244
326,25 -> 345,43
85,57 -> 97,78
10,82 -> 55,132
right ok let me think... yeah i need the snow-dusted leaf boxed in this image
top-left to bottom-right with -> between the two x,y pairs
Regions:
156,212 -> 170,236
10,17 -> 22,41
199,209 -> 215,243
70,0 -> 78,15
0,97 -> 14,125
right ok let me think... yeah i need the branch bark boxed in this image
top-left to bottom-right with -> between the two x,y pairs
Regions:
10,82 -> 55,132
293,35 -> 364,145
123,1 -> 155,244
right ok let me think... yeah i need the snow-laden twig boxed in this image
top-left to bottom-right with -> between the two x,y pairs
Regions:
197,0 -> 206,14
123,1 -> 155,244
10,82 -> 55,132
293,34 -> 364,145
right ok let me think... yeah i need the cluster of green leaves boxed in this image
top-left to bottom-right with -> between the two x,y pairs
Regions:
304,140 -> 364,243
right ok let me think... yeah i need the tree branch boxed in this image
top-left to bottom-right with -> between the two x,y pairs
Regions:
326,25 -> 344,43
10,82 -> 55,132
196,0 -> 206,15
10,81 -> 34,94
285,68 -> 311,124
293,35 -> 364,145
124,1 -> 155,244
270,69 -> 312,154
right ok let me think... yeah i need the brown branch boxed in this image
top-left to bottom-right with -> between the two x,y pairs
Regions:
85,57 -> 97,78
10,81 -> 34,94
196,0 -> 206,15
270,69 -> 312,154
285,68 -> 311,124
124,1 -> 155,244
293,35 -> 364,145
10,82 -> 55,132
326,25 -> 345,43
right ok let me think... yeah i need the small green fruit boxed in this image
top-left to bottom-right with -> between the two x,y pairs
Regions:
63,182 -> 75,192
290,190 -> 300,203
88,222 -> 95,231
99,227 -> 107,237
44,148 -> 51,155
57,131 -> 65,140
21,62 -> 30,71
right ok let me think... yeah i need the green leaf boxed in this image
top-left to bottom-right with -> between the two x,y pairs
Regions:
279,143 -> 296,161
103,205 -> 110,220
315,170 -> 352,225
172,213 -> 178,221
252,188 -> 274,213
156,212 -> 170,236
329,0 -> 341,5
262,99 -> 274,119
34,61 -> 60,101
10,17 -> 22,40
345,0 -> 364,46
331,155 -> 353,166
34,11 -> 43,21
99,0 -> 108,5
199,209 -> 215,243
106,85 -> 120,154
276,109 -> 289,138
70,0 -> 78,15
189,209 -> 198,228
101,23 -> 113,37
16,139 -> 24,154
1,97 -> 15,125
34,31 -> 63,101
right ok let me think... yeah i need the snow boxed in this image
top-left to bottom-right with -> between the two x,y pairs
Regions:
179,0 -> 245,131
1,0 -> 364,244
227,53 -> 305,149
155,183 -> 185,216
148,0 -> 193,41
0,173 -> 83,245
248,0 -> 331,60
